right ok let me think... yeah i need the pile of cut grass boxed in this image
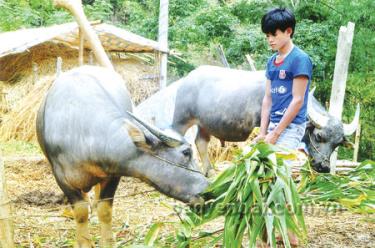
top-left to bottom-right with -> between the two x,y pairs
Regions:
172,142 -> 307,248
299,160 -> 375,214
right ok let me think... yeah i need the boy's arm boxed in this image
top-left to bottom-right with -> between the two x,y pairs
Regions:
254,79 -> 272,142
265,75 -> 308,144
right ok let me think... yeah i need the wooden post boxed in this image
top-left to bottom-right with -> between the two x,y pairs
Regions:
158,0 -> 169,88
0,155 -> 15,248
89,51 -> 94,65
245,54 -> 257,71
53,0 -> 113,70
328,22 -> 355,174
353,124 -> 361,162
56,57 -> 62,77
79,27 -> 84,66
217,44 -> 230,68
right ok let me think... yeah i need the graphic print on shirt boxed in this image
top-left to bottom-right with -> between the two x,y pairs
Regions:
279,69 -> 286,79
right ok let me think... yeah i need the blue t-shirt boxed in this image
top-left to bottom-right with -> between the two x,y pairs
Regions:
265,46 -> 313,124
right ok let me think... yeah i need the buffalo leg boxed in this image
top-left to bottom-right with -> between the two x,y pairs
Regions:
89,183 -> 101,213
72,200 -> 93,248
97,177 -> 120,247
195,127 -> 215,177
57,185 -> 93,248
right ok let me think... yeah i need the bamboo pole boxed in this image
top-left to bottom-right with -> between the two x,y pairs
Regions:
328,22 -> 355,175
158,0 -> 169,88
0,155 -> 14,248
53,0 -> 113,70
217,44 -> 230,68
79,27 -> 84,66
245,54 -> 257,71
353,124 -> 361,162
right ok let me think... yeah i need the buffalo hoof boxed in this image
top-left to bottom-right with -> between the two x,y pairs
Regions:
74,240 -> 95,248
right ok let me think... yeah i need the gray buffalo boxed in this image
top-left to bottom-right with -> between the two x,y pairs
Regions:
36,66 -> 208,247
168,65 -> 359,174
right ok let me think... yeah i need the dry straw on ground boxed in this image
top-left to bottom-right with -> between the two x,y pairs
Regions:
0,42 -> 159,142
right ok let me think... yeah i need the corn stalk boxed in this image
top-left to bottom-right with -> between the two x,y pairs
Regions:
174,142 -> 307,248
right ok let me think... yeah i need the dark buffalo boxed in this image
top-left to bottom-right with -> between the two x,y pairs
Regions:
137,65 -> 359,175
36,65 -> 208,247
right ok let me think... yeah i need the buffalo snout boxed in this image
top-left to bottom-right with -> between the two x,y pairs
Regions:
312,161 -> 330,173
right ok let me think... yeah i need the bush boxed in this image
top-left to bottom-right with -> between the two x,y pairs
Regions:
116,1 -> 158,40
294,1 -> 330,22
225,25 -> 268,68
194,5 -> 239,41
339,72 -> 375,161
230,0 -> 270,24
84,0 -> 113,22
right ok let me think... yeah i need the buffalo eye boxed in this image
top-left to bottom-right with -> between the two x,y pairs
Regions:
315,132 -> 324,142
182,148 -> 192,158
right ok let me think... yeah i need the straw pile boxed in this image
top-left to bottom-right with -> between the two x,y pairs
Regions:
0,42 -> 159,142
208,127 -> 260,164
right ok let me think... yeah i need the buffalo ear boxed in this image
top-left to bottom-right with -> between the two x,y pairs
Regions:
124,120 -> 153,151
342,136 -> 354,149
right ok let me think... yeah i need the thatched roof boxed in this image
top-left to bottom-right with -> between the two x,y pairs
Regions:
0,22 -> 165,59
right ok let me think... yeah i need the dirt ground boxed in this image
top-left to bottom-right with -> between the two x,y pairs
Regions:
3,156 -> 375,247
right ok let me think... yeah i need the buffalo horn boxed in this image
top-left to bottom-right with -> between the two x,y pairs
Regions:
126,111 -> 184,147
343,104 -> 360,136
307,87 -> 329,128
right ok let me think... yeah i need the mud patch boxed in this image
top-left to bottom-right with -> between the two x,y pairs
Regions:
15,190 -> 66,206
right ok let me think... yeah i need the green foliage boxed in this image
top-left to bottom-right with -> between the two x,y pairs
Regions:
194,5 -> 239,42
172,143 -> 307,247
299,160 -> 375,214
225,25 -> 268,68
0,140 -> 42,156
84,0 -> 113,22
339,72 -> 375,160
169,0 -> 205,19
0,0 -> 45,31
116,0 -> 159,40
230,0 -> 270,24
293,20 -> 336,82
294,1 -> 330,22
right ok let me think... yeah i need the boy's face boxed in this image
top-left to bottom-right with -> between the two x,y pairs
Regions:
265,28 -> 292,51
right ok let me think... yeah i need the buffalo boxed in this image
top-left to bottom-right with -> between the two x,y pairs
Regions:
36,66 -> 208,247
137,65 -> 359,175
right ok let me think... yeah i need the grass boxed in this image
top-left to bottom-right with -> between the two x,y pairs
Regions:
0,140 -> 42,156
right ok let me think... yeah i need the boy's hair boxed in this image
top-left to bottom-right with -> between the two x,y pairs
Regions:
261,8 -> 296,38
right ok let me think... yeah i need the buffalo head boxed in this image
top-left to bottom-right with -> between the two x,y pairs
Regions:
304,89 -> 360,173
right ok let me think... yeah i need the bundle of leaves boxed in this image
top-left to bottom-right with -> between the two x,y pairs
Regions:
299,160 -> 375,214
173,142 -> 307,248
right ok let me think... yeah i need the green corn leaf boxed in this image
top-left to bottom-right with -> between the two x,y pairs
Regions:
266,178 -> 283,206
264,208 -> 276,248
168,143 -> 312,247
248,213 -> 265,248
275,212 -> 291,248
144,222 -> 164,246
205,164 -> 236,192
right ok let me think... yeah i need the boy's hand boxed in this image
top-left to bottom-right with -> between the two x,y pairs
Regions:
252,134 -> 266,144
264,131 -> 280,144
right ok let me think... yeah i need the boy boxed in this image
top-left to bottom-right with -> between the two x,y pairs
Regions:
254,8 -> 312,152
254,8 -> 313,247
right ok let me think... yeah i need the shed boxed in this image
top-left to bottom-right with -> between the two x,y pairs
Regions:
0,22 -> 164,141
